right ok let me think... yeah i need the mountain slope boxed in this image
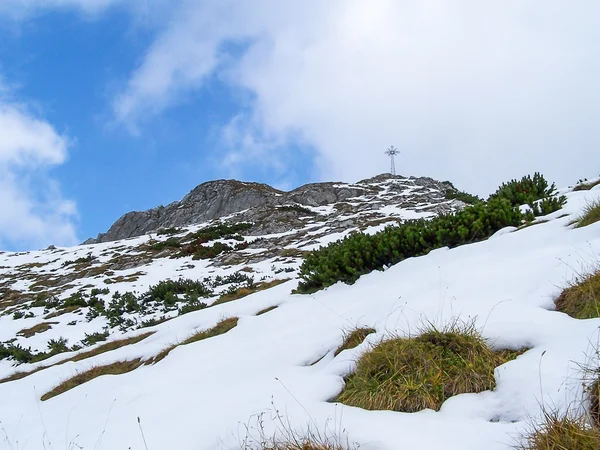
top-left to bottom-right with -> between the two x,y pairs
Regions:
0,177 -> 599,450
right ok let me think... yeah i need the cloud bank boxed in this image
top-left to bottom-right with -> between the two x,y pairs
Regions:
0,86 -> 78,250
112,0 -> 600,194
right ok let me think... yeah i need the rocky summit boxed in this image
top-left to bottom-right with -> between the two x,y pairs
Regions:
87,174 -> 464,243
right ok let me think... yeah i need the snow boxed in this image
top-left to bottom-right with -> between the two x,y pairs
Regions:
1,187 -> 600,449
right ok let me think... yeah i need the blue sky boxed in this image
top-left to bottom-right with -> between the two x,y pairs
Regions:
0,1 -> 599,251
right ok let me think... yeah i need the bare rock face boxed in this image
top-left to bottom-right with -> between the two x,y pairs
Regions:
87,175 -> 462,244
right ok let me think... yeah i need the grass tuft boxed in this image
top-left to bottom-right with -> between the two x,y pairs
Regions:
17,322 -> 58,338
555,268 -> 600,319
148,317 -> 239,364
213,279 -> 289,306
182,317 -> 238,345
257,306 -> 278,316
0,332 -> 154,384
336,322 -> 520,412
519,410 -> 600,450
334,327 -> 376,357
576,199 -> 600,228
41,358 -> 144,401
574,180 -> 600,191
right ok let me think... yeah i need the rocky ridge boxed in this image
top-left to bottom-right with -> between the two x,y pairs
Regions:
88,174 -> 461,243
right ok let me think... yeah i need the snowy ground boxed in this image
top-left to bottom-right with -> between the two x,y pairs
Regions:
0,183 -> 600,449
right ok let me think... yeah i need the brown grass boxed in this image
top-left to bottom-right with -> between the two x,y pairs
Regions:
41,358 -> 144,401
257,306 -> 278,316
44,305 -> 80,319
576,199 -> 600,228
334,327 -> 376,356
0,332 -> 154,384
214,279 -> 289,306
17,322 -> 58,338
182,317 -> 238,345
574,180 -> 600,191
555,268 -> 600,319
519,410 -> 600,450
148,317 -> 239,365
336,323 -> 522,412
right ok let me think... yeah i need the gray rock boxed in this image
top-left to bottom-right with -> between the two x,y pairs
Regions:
86,175 -> 466,244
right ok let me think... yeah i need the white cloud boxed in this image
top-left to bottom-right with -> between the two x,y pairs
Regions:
113,0 -> 600,194
0,95 -> 78,250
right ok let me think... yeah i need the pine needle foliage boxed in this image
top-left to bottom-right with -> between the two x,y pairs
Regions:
297,173 -> 565,293
336,323 -> 520,412
555,268 -> 600,319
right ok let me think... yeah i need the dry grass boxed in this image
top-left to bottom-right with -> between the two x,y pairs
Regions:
148,317 -> 239,364
555,268 -> 600,319
240,411 -> 354,450
214,279 -> 289,306
576,199 -> 600,228
519,410 -> 600,450
41,358 -> 144,401
336,322 -> 521,412
182,317 -> 238,345
574,180 -> 600,191
334,327 -> 376,357
17,321 -> 58,338
0,332 -> 154,384
257,306 -> 278,316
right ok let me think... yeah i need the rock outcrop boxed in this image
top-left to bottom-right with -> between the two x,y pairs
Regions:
86,174 -> 460,244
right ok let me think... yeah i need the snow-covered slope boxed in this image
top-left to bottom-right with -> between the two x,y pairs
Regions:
0,181 -> 599,450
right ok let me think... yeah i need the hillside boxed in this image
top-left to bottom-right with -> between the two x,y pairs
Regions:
1,174 -> 600,450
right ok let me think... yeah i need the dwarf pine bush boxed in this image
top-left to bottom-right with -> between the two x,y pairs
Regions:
297,173 -> 565,293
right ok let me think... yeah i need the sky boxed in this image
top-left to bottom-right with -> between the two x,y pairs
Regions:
0,1 -> 599,251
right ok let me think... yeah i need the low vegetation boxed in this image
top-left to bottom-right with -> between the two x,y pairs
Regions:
334,327 -> 376,356
519,411 -> 600,450
149,317 -> 239,364
576,199 -> 600,228
17,322 -> 57,338
336,323 -> 522,412
297,173 -> 566,293
0,332 -> 154,384
213,279 -> 289,306
444,189 -> 482,205
41,358 -> 144,401
573,179 -> 600,191
555,268 -> 600,319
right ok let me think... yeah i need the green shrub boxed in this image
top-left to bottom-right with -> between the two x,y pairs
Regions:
298,198 -> 522,292
488,172 -> 566,216
297,174 -> 565,293
444,189 -> 482,205
156,227 -> 183,235
149,236 -> 181,251
81,330 -> 110,346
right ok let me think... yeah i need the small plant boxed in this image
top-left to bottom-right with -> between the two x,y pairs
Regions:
81,330 -> 110,346
334,327 -> 376,356
519,410 -> 599,450
336,322 -> 521,412
156,227 -> 183,236
555,267 -> 600,319
576,199 -> 600,228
